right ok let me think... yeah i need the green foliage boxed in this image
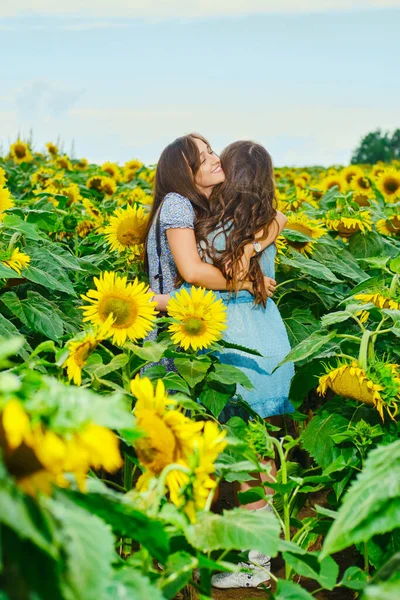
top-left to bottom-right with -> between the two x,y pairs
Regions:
351,128 -> 400,164
321,440 -> 400,558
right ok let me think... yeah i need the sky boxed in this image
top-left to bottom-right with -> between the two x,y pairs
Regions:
1,1 -> 399,167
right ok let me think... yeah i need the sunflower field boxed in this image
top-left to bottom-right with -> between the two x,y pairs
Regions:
0,139 -> 400,600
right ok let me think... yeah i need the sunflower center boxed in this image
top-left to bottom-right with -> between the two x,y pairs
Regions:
357,177 -> 370,190
182,316 -> 206,336
99,295 -> 136,327
89,177 -> 103,191
353,193 -> 370,207
117,218 -> 143,246
392,216 -> 400,229
135,413 -> 175,473
384,177 -> 400,195
14,144 -> 27,159
327,180 -> 341,189
74,341 -> 93,367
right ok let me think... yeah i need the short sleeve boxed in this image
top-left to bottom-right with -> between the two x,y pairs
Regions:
160,193 -> 195,230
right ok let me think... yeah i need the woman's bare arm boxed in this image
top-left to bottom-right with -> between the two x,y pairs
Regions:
167,228 -> 254,291
237,211 -> 288,279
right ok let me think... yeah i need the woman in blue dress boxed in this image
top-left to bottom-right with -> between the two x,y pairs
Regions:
144,134 -> 294,589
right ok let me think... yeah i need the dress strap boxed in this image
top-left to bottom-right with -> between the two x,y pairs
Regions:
154,205 -> 164,294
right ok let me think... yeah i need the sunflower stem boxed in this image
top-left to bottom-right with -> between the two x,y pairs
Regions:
358,330 -> 372,371
390,273 -> 399,295
269,437 -> 291,579
274,278 -> 299,291
150,463 -> 191,518
336,334 -> 361,342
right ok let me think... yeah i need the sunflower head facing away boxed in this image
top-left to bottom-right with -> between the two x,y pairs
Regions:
167,286 -> 227,351
80,271 -> 157,346
354,291 -> 400,311
325,210 -> 372,240
317,359 -> 400,420
376,214 -> 400,237
104,204 -> 149,253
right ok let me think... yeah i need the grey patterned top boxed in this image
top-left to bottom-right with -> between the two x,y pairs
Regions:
147,192 -> 195,294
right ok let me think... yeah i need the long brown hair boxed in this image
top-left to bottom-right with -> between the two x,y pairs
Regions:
196,141 -> 277,305
144,133 -> 211,272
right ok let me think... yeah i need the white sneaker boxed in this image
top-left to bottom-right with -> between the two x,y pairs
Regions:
211,553 -> 271,589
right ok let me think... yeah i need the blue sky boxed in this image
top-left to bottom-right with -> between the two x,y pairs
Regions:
1,1 -> 399,167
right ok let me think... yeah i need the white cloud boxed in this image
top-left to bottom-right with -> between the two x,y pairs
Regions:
1,0 -> 400,19
13,81 -> 83,120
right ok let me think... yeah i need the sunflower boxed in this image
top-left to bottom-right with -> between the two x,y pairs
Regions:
63,318 -> 113,386
375,167 -> 400,202
376,215 -> 400,237
103,177 -> 118,197
325,211 -> 372,239
10,140 -> 33,164
181,421 -> 228,523
80,271 -> 157,346
104,204 -> 149,253
1,399 -> 32,450
61,183 -> 81,205
2,248 -> 31,275
82,198 -> 103,224
285,213 -> 327,255
0,167 -> 7,187
318,360 -> 400,420
341,165 -> 364,185
0,400 -> 122,495
282,189 -> 318,212
46,142 -> 58,156
132,376 -> 204,499
75,158 -> 89,171
352,189 -> 375,207
167,286 -> 227,351
129,187 -> 152,205
87,175 -> 105,192
102,161 -> 121,181
67,423 -> 123,474
321,175 -> 347,193
294,177 -> 306,189
77,220 -> 96,238
123,159 -> 143,182
31,167 -> 56,187
351,174 -> 372,194
275,235 -> 287,257
132,376 -> 203,470
370,164 -> 385,178
54,155 -> 73,171
298,171 -> 311,183
354,292 -> 400,311
0,186 -> 14,221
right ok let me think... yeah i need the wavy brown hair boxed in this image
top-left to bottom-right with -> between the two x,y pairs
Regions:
196,141 -> 278,305
144,133 -> 212,273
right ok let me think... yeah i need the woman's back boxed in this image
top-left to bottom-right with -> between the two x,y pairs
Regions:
202,226 -> 294,418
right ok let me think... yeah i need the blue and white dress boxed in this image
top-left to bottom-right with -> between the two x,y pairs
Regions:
146,192 -> 294,418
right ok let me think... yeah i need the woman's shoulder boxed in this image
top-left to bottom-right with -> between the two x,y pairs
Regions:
162,192 -> 193,210
160,192 -> 195,229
